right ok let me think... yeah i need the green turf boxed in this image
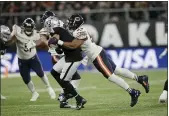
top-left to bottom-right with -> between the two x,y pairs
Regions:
1,70 -> 168,116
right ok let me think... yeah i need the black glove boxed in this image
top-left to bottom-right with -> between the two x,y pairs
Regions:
56,48 -> 63,54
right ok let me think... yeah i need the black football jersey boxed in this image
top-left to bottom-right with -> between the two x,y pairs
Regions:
50,27 -> 83,62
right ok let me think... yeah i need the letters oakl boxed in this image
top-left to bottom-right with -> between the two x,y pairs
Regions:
86,21 -> 167,48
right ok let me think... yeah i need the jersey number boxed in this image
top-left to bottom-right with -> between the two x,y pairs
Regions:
24,44 -> 32,52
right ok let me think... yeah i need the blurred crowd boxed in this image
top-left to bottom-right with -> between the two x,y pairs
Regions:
0,1 -> 167,28
1,1 -> 167,13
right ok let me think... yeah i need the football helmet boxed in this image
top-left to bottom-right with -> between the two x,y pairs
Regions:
44,16 -> 64,33
41,11 -> 56,23
22,18 -> 35,36
0,25 -> 11,42
67,14 -> 84,31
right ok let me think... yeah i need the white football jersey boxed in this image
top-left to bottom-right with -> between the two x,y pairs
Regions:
13,25 -> 40,60
73,27 -> 102,62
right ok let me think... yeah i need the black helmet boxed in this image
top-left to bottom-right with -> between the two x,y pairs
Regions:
41,11 -> 56,23
22,18 -> 35,36
67,14 -> 84,30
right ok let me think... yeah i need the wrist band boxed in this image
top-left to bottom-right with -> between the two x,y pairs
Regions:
58,40 -> 64,46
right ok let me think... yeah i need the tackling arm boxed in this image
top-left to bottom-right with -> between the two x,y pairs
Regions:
48,33 -> 85,49
5,35 -> 17,46
5,25 -> 18,46
62,39 -> 84,49
35,34 -> 49,50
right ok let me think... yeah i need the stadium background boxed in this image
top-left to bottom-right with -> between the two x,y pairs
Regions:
0,1 -> 168,116
0,1 -> 168,75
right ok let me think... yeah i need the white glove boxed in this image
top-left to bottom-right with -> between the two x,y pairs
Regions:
11,25 -> 17,36
159,48 -> 167,59
26,40 -> 36,49
48,47 -> 57,56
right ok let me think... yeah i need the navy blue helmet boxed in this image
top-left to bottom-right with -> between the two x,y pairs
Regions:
67,14 -> 84,31
41,11 -> 56,23
22,18 -> 35,36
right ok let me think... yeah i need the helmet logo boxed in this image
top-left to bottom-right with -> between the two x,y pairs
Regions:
75,17 -> 80,21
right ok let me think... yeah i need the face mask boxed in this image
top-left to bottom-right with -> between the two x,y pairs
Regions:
25,31 -> 32,35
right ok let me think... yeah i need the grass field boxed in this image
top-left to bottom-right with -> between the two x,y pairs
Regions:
1,70 -> 168,116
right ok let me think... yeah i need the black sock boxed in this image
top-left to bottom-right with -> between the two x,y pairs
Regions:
163,79 -> 168,91
62,81 -> 78,96
75,94 -> 82,102
62,81 -> 82,102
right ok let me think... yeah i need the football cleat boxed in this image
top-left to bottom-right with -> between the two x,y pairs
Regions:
58,93 -> 72,108
60,101 -> 72,108
137,75 -> 149,93
76,97 -> 87,110
30,92 -> 39,101
159,90 -> 167,103
58,94 -> 77,109
129,89 -> 141,107
47,87 -> 56,99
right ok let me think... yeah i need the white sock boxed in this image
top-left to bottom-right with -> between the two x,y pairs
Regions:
41,74 -> 51,88
70,79 -> 81,89
114,67 -> 138,81
108,74 -> 130,91
27,81 -> 36,93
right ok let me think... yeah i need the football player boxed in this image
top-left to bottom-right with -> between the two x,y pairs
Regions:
33,11 -> 85,108
40,11 -> 82,95
44,16 -> 87,110
5,18 -> 56,101
158,24 -> 168,103
49,14 -> 150,107
159,79 -> 168,103
0,25 -> 11,100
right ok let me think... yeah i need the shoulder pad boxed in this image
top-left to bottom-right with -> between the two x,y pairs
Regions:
73,27 -> 87,40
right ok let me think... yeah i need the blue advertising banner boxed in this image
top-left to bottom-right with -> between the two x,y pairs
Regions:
1,47 -> 167,74
106,47 -> 168,69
